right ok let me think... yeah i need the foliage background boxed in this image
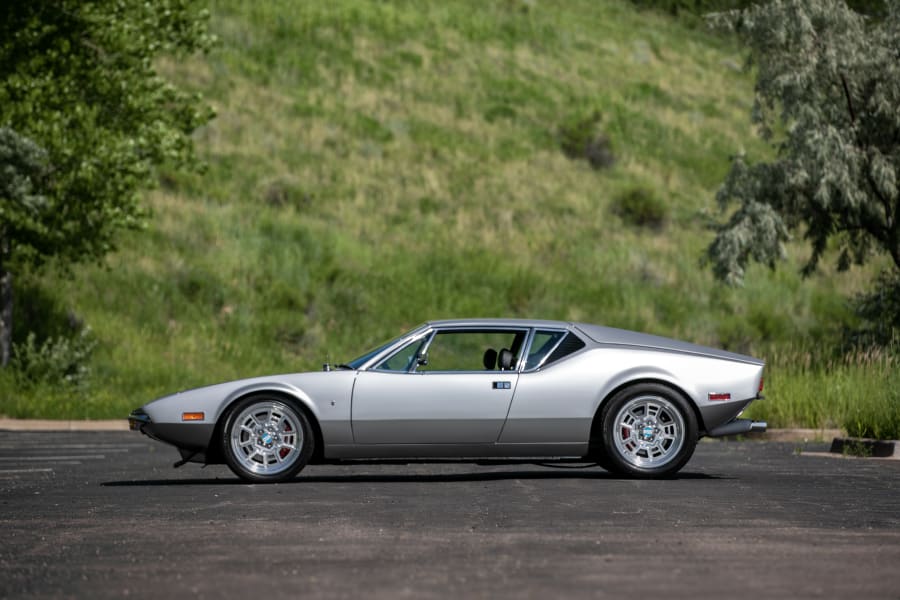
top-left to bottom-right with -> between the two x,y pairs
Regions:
0,0 -> 894,436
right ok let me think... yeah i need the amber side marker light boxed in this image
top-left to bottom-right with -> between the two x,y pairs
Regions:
182,412 -> 205,421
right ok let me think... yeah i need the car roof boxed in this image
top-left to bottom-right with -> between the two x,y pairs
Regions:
425,318 -> 573,329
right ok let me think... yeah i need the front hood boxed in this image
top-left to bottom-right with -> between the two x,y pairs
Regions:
141,370 -> 353,424
574,323 -> 763,365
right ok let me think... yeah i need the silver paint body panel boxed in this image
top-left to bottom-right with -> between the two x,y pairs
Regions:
352,371 -> 517,443
133,318 -> 765,461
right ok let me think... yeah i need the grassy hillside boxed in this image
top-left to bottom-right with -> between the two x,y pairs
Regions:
1,0 -> 892,432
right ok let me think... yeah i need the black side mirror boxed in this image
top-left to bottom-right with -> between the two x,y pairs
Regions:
416,352 -> 428,366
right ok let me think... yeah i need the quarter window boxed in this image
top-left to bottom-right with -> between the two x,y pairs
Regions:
525,330 -> 585,370
524,330 -> 567,370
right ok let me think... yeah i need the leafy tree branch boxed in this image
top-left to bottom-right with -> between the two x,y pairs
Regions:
0,0 -> 215,366
707,0 -> 900,285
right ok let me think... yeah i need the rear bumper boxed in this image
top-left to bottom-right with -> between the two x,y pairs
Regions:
707,418 -> 767,437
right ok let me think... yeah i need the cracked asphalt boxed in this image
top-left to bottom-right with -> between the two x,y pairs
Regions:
1,431 -> 898,599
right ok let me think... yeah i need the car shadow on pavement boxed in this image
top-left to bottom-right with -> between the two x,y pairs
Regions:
102,470 -> 723,486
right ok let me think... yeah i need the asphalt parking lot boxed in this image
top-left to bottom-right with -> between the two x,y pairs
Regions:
1,431 -> 898,599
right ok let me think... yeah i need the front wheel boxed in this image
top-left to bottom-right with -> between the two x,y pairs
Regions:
598,383 -> 698,478
221,396 -> 314,483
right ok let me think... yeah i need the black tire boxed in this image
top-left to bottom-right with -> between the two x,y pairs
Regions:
597,383 -> 698,478
221,395 -> 314,483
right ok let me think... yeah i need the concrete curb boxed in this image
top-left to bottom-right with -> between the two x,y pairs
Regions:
747,428 -> 843,442
0,419 -> 128,432
829,438 -> 900,458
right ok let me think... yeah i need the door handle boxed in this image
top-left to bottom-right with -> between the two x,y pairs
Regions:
492,381 -> 511,390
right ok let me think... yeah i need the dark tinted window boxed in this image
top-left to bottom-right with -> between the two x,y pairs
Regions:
524,330 -> 567,370
542,333 -> 585,367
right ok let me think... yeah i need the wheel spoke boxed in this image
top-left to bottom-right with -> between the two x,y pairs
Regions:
612,395 -> 686,469
229,400 -> 306,477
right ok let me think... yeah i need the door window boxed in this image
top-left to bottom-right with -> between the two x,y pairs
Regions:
418,329 -> 526,372
374,336 -> 427,372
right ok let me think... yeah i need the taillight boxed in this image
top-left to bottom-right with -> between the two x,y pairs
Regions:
758,376 -> 764,394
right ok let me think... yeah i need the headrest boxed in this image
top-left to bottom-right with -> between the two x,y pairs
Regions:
498,348 -> 515,370
483,348 -> 498,370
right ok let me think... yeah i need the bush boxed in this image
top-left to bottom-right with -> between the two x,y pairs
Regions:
11,327 -> 97,388
847,269 -> 900,348
612,187 -> 669,229
558,111 -> 615,170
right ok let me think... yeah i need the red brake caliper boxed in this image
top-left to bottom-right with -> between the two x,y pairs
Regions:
280,422 -> 292,458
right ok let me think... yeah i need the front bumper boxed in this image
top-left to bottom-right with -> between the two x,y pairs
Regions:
129,407 -> 214,466
129,407 -> 216,452
128,408 -> 151,432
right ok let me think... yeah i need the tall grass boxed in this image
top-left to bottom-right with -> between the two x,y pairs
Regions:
742,344 -> 900,439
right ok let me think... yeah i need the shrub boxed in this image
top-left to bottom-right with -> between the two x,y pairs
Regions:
11,327 -> 97,388
559,111 -> 615,170
847,269 -> 900,348
612,187 -> 669,229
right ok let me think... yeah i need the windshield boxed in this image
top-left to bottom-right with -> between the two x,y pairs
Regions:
344,326 -> 425,369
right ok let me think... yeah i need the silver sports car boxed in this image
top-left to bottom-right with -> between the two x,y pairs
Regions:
129,319 -> 766,482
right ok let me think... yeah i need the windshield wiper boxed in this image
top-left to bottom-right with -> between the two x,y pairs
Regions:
335,363 -> 355,370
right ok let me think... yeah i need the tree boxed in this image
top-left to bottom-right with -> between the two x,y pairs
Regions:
706,1 -> 900,289
0,1 -> 214,365
0,129 -> 51,366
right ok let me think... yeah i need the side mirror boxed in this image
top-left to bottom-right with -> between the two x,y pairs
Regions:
416,352 -> 428,366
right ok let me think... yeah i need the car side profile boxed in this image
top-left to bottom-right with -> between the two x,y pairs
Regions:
129,319 -> 766,482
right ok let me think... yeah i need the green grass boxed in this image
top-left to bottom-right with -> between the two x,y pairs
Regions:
742,346 -> 900,439
0,0 -> 896,437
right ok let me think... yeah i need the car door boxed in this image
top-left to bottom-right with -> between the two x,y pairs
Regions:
351,327 -> 527,444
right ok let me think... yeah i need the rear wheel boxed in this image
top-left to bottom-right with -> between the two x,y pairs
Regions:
222,396 -> 314,483
598,383 -> 697,478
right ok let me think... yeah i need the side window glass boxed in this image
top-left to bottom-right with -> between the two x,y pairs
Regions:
418,330 -> 525,372
525,330 -> 567,370
374,337 -> 425,372
542,332 -> 586,367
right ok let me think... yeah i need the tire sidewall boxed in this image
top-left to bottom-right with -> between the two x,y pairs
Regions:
600,383 -> 698,478
221,395 -> 314,483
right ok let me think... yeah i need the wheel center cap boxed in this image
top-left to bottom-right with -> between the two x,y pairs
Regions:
641,424 -> 655,441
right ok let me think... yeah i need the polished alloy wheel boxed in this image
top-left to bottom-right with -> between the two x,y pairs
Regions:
229,400 -> 304,476
612,395 -> 685,468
